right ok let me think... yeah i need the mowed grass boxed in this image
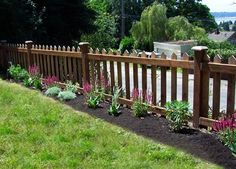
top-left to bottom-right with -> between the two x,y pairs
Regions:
0,79 -> 220,169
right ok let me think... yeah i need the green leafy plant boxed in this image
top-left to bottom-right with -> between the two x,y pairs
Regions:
131,89 -> 151,117
165,101 -> 191,131
83,82 -> 104,109
7,64 -> 29,81
108,87 -> 121,116
65,80 -> 78,93
45,86 -> 61,97
57,91 -> 76,101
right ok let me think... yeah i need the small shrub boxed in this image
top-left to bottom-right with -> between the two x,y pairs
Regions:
7,64 -> 29,81
45,86 -> 61,97
165,101 -> 191,131
66,80 -> 78,93
131,89 -> 152,117
108,87 -> 121,116
213,113 -> 236,154
83,82 -> 104,109
58,91 -> 76,101
25,65 -> 42,90
44,75 -> 59,88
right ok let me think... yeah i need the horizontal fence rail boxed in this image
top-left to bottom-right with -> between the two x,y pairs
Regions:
0,41 -> 236,128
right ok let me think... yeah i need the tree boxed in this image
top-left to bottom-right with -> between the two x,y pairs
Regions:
166,16 -> 206,41
131,3 -> 168,50
32,0 -> 96,45
131,3 -> 207,51
81,12 -> 118,49
0,0 -> 39,42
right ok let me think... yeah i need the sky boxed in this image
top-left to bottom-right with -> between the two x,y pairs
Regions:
201,0 -> 236,12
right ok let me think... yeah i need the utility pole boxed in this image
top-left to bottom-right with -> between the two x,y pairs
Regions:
121,0 -> 125,38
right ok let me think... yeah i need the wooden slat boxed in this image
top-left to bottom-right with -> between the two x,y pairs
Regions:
77,58 -> 83,86
124,50 -> 130,99
63,46 -> 68,80
42,45 -> 47,76
212,55 -> 221,119
208,62 -> 236,74
87,53 -> 194,69
151,52 -> 157,105
31,49 -> 82,58
227,56 -> 236,116
55,55 -> 60,80
182,53 -> 189,102
102,49 -> 108,90
72,47 -> 78,82
117,50 -> 122,88
58,46 -> 64,81
161,53 -> 167,107
67,47 -> 73,80
109,49 -> 115,94
131,50 -> 138,89
141,51 -> 147,100
199,117 -> 218,128
46,46 -> 52,76
95,48 -> 101,86
171,53 -> 177,101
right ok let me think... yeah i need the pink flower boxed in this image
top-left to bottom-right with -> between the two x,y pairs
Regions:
28,64 -> 40,76
44,75 -> 58,87
83,82 -> 92,94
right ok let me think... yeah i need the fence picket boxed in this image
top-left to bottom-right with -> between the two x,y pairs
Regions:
151,52 -> 157,105
161,53 -> 167,107
141,51 -> 147,100
182,53 -> 189,102
212,55 -> 221,119
227,56 -> 236,116
124,50 -> 130,99
171,53 -> 177,101
131,50 -> 138,89
109,49 -> 115,93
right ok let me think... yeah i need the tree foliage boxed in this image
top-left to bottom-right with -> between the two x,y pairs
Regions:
131,3 -> 168,50
131,3 -> 206,50
0,0 -> 96,45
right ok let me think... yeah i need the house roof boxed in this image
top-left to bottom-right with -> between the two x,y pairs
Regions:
208,31 -> 236,42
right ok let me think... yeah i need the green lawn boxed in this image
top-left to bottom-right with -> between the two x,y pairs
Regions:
0,79 -> 220,169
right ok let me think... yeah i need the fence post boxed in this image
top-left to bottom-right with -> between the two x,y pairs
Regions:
79,42 -> 90,85
25,40 -> 33,68
0,40 -> 7,71
192,46 -> 209,128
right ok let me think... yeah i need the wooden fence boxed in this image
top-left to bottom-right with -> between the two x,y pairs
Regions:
0,41 -> 236,128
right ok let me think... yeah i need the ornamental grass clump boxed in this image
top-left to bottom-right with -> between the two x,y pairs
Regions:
213,113 -> 236,155
83,82 -> 104,109
108,87 -> 121,116
131,88 -> 152,117
165,101 -> 191,132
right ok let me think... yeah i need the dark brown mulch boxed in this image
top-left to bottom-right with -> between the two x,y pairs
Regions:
65,95 -> 236,169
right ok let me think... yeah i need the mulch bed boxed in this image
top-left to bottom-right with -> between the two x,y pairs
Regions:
65,95 -> 236,169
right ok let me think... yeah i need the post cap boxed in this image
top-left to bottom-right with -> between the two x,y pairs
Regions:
191,46 -> 208,51
79,42 -> 89,46
25,40 -> 33,44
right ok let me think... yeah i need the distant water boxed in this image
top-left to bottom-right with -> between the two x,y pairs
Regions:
215,16 -> 236,24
